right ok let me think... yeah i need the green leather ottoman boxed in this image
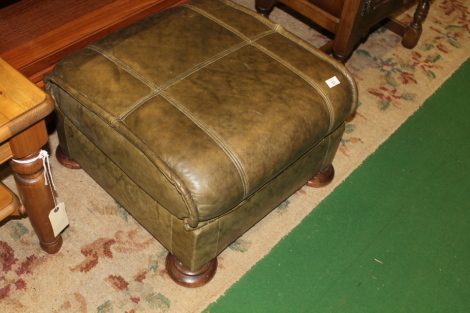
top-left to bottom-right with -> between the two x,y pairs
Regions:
45,0 -> 357,287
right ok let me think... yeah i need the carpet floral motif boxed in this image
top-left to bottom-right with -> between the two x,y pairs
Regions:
1,1 -> 469,312
340,0 -> 469,156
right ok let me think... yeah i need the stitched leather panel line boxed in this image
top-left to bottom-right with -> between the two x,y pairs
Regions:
159,30 -> 274,90
184,3 -> 334,133
63,46 -> 201,226
86,45 -> 161,121
86,41 -> 269,198
274,27 -> 358,115
86,22 -> 279,199
161,92 -> 250,197
252,42 -> 335,133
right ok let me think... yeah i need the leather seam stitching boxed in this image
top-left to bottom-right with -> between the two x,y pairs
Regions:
86,46 -> 161,120
160,92 -> 250,197
182,3 -> 335,132
183,3 -> 277,43
50,68 -> 201,227
159,31 -> 276,89
170,215 -> 173,254
85,35 -> 278,199
184,0 -> 281,30
319,133 -> 331,171
214,219 -> 221,259
252,42 -> 335,133
85,44 -> 253,200
274,27 -> 358,117
159,40 -> 249,89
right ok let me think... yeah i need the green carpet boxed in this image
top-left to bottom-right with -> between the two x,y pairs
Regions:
205,59 -> 470,313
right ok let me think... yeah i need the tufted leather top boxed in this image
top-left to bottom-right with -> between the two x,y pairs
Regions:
46,0 -> 357,227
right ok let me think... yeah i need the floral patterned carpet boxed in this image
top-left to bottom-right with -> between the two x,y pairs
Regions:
1,0 -> 469,312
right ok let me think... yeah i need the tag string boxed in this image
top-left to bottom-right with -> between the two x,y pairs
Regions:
12,150 -> 58,205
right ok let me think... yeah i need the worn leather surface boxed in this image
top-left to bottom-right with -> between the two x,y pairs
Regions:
45,0 -> 356,259
57,110 -> 344,271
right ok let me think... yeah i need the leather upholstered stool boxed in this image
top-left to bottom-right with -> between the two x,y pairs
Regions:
45,0 -> 357,287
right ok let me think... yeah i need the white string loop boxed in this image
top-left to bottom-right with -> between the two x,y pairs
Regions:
12,150 -> 58,204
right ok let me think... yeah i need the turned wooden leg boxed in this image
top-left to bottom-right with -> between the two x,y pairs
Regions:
165,253 -> 217,288
307,164 -> 335,188
402,0 -> 430,49
9,121 -> 63,254
332,52 -> 350,64
255,0 -> 277,18
56,145 -> 81,169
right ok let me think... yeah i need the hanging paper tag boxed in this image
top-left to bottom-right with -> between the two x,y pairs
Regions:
325,76 -> 341,88
49,202 -> 69,237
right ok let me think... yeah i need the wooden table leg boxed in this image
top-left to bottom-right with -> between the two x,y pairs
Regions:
8,120 -> 62,254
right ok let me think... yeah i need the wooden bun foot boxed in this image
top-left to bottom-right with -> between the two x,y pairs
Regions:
307,164 -> 335,188
402,24 -> 421,49
165,253 -> 217,288
56,146 -> 81,169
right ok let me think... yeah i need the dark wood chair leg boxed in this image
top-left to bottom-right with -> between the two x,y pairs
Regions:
255,0 -> 277,18
332,52 -> 350,64
307,164 -> 335,188
56,145 -> 81,169
402,0 -> 431,49
165,253 -> 217,288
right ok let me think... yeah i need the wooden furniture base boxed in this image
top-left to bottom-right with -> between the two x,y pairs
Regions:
255,0 -> 431,63
0,58 -> 61,253
163,164 -> 336,287
307,164 -> 335,188
56,146 -> 82,170
166,253 -> 218,288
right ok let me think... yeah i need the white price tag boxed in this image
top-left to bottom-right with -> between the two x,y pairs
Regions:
325,76 -> 341,88
49,202 -> 69,237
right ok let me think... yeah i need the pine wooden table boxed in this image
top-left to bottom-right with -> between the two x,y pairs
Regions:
0,57 -> 62,253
